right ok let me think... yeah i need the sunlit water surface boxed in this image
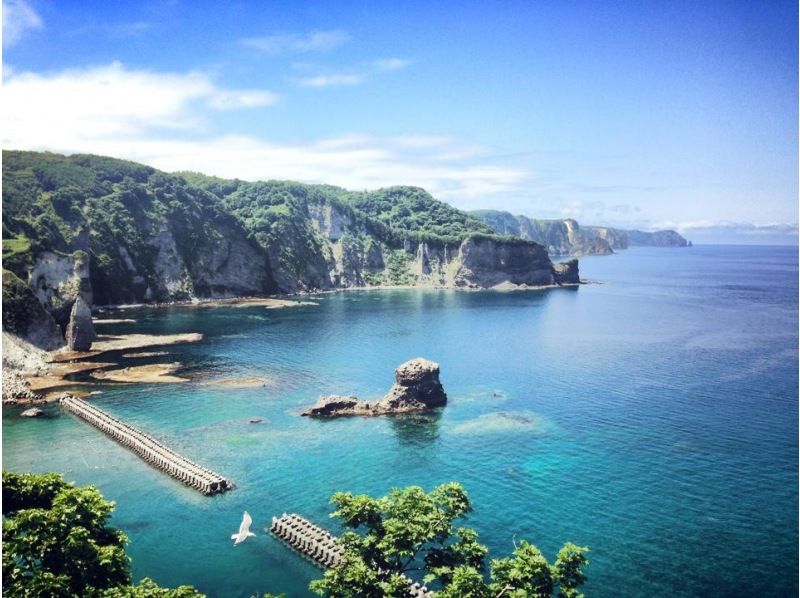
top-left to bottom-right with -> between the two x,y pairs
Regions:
3,246 -> 797,597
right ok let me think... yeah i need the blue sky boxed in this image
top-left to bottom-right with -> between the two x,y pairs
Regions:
3,0 -> 797,243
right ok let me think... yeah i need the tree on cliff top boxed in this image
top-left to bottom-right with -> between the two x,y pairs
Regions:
2,471 -> 205,598
310,482 -> 589,597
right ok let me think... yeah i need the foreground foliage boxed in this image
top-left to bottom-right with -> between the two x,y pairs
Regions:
310,482 -> 589,597
2,471 -> 205,598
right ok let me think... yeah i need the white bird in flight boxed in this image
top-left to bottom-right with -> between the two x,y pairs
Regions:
231,511 -> 256,545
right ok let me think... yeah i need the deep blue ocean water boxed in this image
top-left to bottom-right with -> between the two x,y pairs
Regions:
3,245 -> 798,597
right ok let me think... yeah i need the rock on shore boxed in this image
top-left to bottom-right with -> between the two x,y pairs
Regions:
302,358 -> 447,417
2,369 -> 43,404
65,297 -> 96,351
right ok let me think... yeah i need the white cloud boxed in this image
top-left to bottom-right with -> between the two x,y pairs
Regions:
2,62 -> 277,147
111,135 -> 527,201
3,0 -> 42,46
240,30 -> 350,54
2,62 -> 528,202
292,57 -> 411,90
296,73 -> 364,88
373,58 -> 411,71
206,89 -> 279,110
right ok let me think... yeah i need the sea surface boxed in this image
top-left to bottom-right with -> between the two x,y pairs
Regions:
3,245 -> 798,597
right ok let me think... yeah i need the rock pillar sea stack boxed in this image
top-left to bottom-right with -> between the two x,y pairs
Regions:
65,296 -> 96,351
379,358 -> 447,411
302,358 -> 447,417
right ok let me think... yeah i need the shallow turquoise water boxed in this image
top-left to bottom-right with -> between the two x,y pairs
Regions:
3,246 -> 798,597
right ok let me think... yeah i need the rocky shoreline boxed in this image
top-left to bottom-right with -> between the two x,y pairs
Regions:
94,295 -> 318,312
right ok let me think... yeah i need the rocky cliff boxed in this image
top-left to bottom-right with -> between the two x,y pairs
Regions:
624,229 -> 689,247
216,179 -> 578,293
584,226 -> 688,248
471,210 -> 613,256
454,236 -> 576,288
28,250 -> 93,330
472,210 -> 689,253
2,270 -> 63,350
582,226 -> 629,250
3,151 -> 580,349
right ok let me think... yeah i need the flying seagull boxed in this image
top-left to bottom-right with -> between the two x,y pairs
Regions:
231,511 -> 256,545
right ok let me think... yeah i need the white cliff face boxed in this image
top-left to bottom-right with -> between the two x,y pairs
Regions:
28,251 -> 92,310
149,229 -> 195,299
189,233 -> 270,298
278,203 -> 580,291
308,203 -> 352,241
28,251 -> 92,330
314,230 -> 575,291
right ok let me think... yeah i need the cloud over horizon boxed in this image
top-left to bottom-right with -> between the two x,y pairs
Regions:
1,61 -> 528,202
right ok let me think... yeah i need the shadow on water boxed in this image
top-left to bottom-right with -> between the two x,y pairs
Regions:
386,410 -> 443,447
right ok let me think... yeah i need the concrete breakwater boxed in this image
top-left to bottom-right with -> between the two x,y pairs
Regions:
269,513 -> 433,597
60,396 -> 232,495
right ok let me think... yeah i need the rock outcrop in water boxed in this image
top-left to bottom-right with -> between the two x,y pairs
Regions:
380,358 -> 448,410
65,297 -> 96,351
302,358 -> 447,417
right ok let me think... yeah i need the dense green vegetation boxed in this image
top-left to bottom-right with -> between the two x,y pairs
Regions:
2,269 -> 50,336
2,151 -> 274,304
2,473 -> 587,597
2,471 -> 205,597
385,250 -> 412,285
2,150 -> 536,314
346,187 -> 496,245
311,483 -> 589,597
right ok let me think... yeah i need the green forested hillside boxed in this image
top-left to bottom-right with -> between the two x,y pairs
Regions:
346,186 -> 495,244
2,151 -> 274,304
2,151 -> 538,306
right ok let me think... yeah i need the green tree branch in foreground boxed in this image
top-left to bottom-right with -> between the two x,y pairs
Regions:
310,482 -> 589,597
2,471 -> 205,598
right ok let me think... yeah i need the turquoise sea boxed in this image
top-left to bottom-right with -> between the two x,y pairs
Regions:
3,245 -> 798,597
